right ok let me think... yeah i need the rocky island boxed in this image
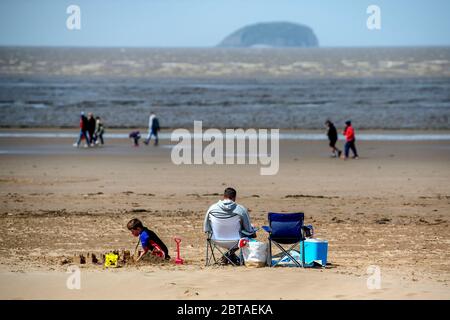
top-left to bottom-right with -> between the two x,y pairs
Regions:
218,21 -> 319,48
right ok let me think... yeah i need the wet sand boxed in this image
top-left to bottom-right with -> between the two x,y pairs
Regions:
0,129 -> 449,299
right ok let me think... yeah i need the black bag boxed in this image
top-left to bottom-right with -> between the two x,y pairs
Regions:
302,225 -> 314,238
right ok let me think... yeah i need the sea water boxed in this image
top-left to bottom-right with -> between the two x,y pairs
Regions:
0,47 -> 449,129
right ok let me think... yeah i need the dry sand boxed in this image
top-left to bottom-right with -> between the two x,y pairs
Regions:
0,129 -> 449,299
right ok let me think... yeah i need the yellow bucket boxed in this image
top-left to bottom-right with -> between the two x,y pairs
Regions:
104,253 -> 119,268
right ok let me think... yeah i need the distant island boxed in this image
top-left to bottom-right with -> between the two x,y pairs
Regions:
218,22 -> 319,48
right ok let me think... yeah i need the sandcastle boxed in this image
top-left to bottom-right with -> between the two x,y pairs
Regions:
63,249 -> 169,267
63,250 -> 135,267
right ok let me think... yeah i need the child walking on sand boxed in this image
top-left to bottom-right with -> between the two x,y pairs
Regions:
127,218 -> 171,262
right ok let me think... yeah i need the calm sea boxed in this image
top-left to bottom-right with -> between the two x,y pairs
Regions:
0,47 -> 449,129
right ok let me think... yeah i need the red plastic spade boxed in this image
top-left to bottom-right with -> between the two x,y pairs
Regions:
174,237 -> 184,264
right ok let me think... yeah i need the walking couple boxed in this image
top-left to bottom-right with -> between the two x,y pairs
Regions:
326,120 -> 359,160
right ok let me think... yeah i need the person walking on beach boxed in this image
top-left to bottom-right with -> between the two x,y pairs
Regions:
325,120 -> 342,158
87,112 -> 96,146
73,112 -> 89,148
144,112 -> 160,146
342,120 -> 359,160
93,116 -> 105,146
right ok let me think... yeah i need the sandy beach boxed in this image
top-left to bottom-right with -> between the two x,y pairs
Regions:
0,129 -> 449,299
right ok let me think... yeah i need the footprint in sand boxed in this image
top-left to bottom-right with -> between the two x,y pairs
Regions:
369,290 -> 382,295
183,289 -> 199,296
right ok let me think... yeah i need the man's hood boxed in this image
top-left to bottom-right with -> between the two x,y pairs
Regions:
217,199 -> 237,212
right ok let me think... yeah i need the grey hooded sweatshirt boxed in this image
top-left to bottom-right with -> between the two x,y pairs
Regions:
203,199 -> 255,237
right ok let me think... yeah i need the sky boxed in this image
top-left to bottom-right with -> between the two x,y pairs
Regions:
0,0 -> 449,47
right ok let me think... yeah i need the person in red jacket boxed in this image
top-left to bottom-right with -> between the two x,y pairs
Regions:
342,120 -> 359,159
73,112 -> 90,148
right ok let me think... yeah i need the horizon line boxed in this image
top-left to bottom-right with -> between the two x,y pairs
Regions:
1,44 -> 450,49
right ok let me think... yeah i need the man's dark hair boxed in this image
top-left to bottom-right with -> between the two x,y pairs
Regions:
127,218 -> 144,230
224,187 -> 237,200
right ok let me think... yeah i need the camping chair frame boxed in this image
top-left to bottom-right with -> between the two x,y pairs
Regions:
264,212 -> 306,268
205,235 -> 243,266
205,212 -> 243,267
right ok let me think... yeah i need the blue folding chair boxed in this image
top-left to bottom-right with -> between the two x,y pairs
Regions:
262,212 -> 306,267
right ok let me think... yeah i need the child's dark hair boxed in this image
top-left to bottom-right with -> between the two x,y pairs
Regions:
127,218 -> 144,230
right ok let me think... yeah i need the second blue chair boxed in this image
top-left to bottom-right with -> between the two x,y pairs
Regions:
262,212 -> 306,267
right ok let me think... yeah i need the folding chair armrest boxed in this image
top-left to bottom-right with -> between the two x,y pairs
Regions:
262,225 -> 271,233
300,228 -> 306,241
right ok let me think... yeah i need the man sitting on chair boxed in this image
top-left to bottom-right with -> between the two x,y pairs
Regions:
203,187 -> 257,264
204,187 -> 257,237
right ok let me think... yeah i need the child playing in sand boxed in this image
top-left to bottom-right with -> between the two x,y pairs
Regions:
129,130 -> 141,147
127,218 -> 171,262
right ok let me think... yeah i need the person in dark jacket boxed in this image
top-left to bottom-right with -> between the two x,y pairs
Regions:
325,120 -> 342,158
87,112 -> 96,146
129,130 -> 141,147
144,112 -> 160,146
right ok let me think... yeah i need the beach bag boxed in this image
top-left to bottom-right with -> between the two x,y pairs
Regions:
242,240 -> 267,268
